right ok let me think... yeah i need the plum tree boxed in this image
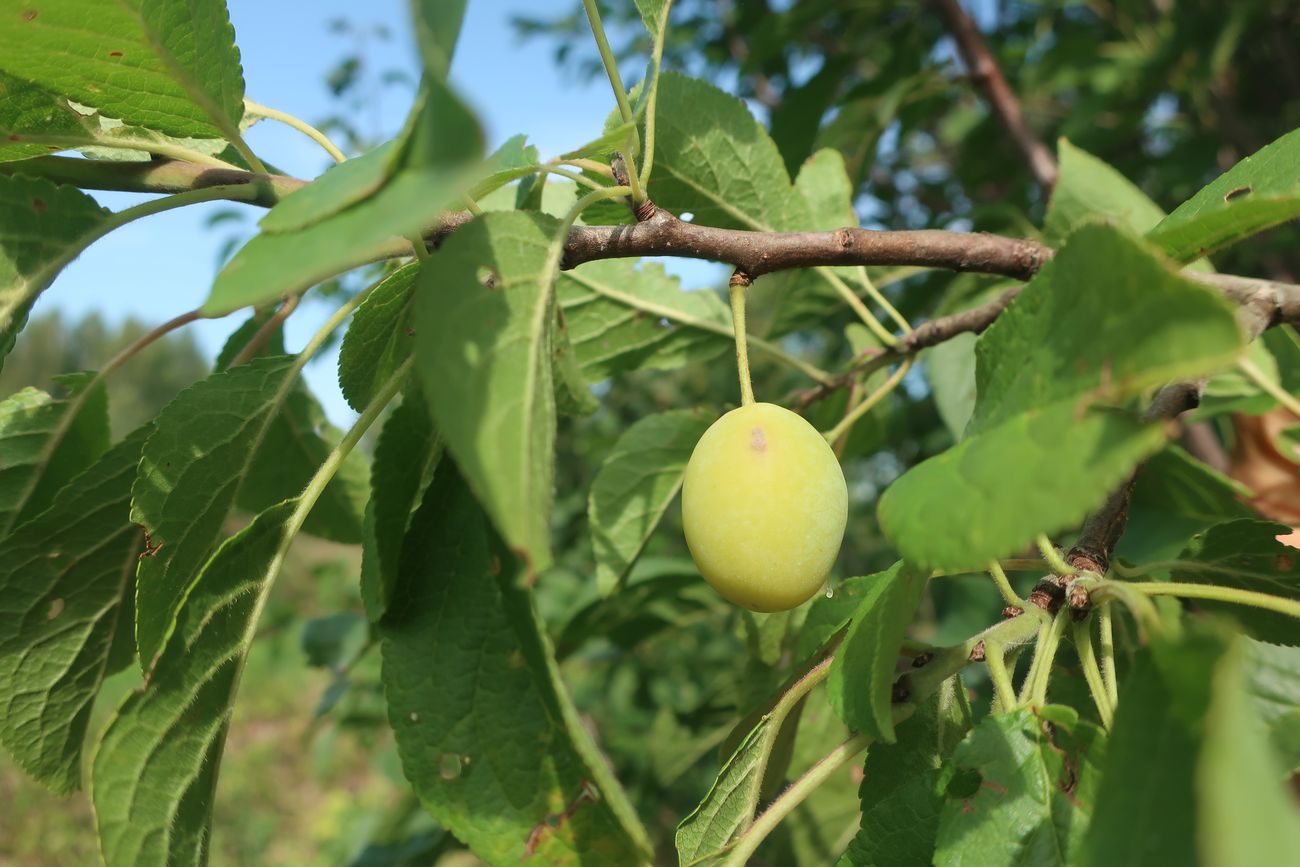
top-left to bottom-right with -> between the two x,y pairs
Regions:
682,402 -> 848,611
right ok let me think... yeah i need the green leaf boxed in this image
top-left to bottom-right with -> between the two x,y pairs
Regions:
0,427 -> 145,794
558,259 -> 731,379
633,0 -> 669,34
675,713 -> 778,864
204,79 -> 483,314
1116,445 -> 1255,564
552,307 -> 599,416
1045,139 -> 1167,241
1245,639 -> 1300,772
217,318 -> 368,544
934,708 -> 1106,867
0,71 -> 88,162
1149,127 -> 1300,262
0,72 -> 233,163
380,464 -> 649,865
1080,627 -> 1300,867
827,562 -> 930,742
1198,637 -> 1300,866
971,223 -> 1242,435
470,134 -> 541,199
880,402 -> 1168,572
0,372 -> 109,536
92,500 -> 298,867
0,175 -> 109,367
131,357 -> 303,667
237,385 -> 368,544
338,263 -> 419,412
0,0 -> 247,139
924,332 -> 978,441
410,0 -> 468,80
559,121 -> 637,161
360,389 -> 440,622
648,71 -> 805,231
258,141 -> 400,234
414,210 -> 559,574
1169,519 -> 1300,645
588,408 -> 712,596
838,679 -> 972,867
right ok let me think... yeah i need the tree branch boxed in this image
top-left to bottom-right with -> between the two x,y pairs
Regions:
933,0 -> 1059,192
0,155 -> 305,207
562,204 -> 1052,279
7,156 -> 1300,347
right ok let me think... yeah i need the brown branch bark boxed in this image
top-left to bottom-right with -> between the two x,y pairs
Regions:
563,204 -> 1052,279
933,0 -> 1059,192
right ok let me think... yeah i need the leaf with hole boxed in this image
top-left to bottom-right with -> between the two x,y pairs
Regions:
1149,127 -> 1300,262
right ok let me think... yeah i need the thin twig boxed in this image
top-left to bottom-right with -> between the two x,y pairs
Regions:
227,295 -> 302,368
933,0 -> 1059,191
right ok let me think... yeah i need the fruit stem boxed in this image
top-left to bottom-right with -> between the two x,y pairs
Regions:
984,640 -> 1018,713
1018,609 -> 1067,707
1072,615 -> 1114,728
729,272 -> 756,405
1098,602 -> 1119,708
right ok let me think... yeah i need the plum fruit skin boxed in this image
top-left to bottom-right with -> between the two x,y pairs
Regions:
681,402 -> 848,612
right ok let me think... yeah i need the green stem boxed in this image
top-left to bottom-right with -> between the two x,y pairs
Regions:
637,0 -> 674,187
855,266 -> 912,332
245,99 -> 347,164
822,360 -> 911,444
730,279 -> 755,405
1238,356 -> 1300,418
581,0 -> 645,204
408,234 -> 432,262
1089,581 -> 1164,640
987,561 -> 1026,609
1098,603 -> 1118,708
1019,610 -> 1067,707
1124,580 -> 1300,621
1036,535 -> 1077,576
985,640 -> 1018,713
531,163 -> 609,192
817,267 -> 897,346
103,183 -> 269,235
554,157 -> 614,179
563,271 -> 833,384
1072,617 -> 1114,728
721,730 -> 876,867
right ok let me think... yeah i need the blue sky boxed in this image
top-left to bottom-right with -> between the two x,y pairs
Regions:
35,0 -> 715,424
